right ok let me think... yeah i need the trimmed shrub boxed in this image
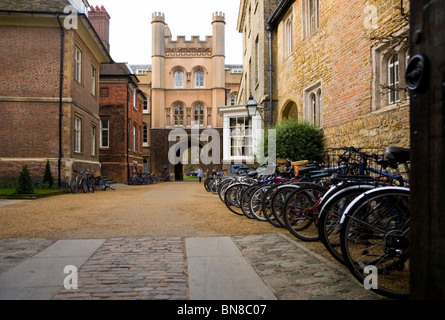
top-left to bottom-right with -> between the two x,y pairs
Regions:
262,118 -> 324,162
42,160 -> 54,188
16,165 -> 34,194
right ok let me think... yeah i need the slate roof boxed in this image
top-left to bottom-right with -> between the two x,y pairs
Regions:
0,0 -> 73,13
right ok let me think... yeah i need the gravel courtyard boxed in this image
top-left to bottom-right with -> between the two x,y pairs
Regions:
0,182 -> 285,239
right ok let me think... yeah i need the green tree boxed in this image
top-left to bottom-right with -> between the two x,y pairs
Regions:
262,118 -> 324,162
16,165 -> 34,194
42,160 -> 54,188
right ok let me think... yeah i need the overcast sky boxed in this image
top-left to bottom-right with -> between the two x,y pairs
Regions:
89,0 -> 243,65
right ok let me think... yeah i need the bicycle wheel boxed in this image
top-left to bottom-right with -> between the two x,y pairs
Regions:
249,185 -> 272,221
283,184 -> 327,241
70,176 -> 78,194
218,178 -> 234,202
261,184 -> 284,228
340,186 -> 410,299
224,183 -> 250,216
271,184 -> 302,227
317,184 -> 376,264
240,184 -> 260,219
81,178 -> 88,193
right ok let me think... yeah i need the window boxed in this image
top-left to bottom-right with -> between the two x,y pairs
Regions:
371,31 -> 409,111
230,117 -> 253,157
230,95 -> 236,106
91,66 -> 96,95
91,124 -> 96,155
74,47 -> 82,83
194,105 -> 204,127
100,119 -> 109,148
304,81 -> 322,126
283,14 -> 293,57
143,99 -> 148,113
74,116 -> 82,153
143,125 -> 148,145
388,54 -> 400,104
174,105 -> 184,126
174,70 -> 184,87
194,70 -> 204,87
303,0 -> 320,39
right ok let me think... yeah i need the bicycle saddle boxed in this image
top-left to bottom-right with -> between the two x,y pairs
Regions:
385,146 -> 410,164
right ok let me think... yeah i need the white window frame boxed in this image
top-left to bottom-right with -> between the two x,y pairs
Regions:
143,124 -> 148,147
91,66 -> 96,95
74,116 -> 82,153
133,125 -> 137,151
174,105 -> 184,126
74,46 -> 82,83
388,54 -> 400,104
229,116 -> 253,158
100,119 -> 109,148
91,124 -> 96,155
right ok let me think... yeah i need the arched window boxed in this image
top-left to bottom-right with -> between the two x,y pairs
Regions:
194,70 -> 204,87
174,105 -> 184,126
230,95 -> 236,106
174,70 -> 184,87
388,54 -> 400,104
194,105 -> 204,126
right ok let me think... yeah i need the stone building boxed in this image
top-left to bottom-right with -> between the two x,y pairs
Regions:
149,12 -> 241,180
238,0 -> 410,151
0,0 -> 112,186
236,0 -> 280,125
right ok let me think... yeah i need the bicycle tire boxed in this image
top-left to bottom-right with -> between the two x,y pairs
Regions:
340,186 -> 410,299
271,184 -> 302,227
224,183 -> 251,216
218,178 -> 234,202
69,176 -> 78,194
249,185 -> 272,221
317,184 -> 376,264
261,184 -> 284,228
240,184 -> 260,219
283,184 -> 327,241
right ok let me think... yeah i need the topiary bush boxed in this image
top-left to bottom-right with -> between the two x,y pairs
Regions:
262,118 -> 324,162
42,160 -> 54,188
15,165 -> 34,194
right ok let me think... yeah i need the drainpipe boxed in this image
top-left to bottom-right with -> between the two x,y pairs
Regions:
149,83 -> 153,173
56,15 -> 64,189
127,82 -> 130,184
267,27 -> 273,126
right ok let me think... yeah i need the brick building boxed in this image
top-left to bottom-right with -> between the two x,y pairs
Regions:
238,0 -> 410,151
0,0 -> 112,186
98,63 -> 146,184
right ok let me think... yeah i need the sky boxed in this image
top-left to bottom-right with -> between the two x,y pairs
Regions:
88,0 -> 243,65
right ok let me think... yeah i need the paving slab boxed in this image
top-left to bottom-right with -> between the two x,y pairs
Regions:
185,236 -> 277,300
0,239 -> 105,300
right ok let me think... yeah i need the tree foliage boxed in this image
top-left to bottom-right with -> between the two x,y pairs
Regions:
263,118 -> 324,162
16,165 -> 34,194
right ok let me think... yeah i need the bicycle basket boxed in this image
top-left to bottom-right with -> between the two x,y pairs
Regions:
92,171 -> 101,178
292,160 -> 309,177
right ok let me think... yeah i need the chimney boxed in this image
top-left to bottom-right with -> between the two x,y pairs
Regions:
88,5 -> 111,53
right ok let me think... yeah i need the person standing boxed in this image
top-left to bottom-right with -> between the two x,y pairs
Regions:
197,167 -> 203,183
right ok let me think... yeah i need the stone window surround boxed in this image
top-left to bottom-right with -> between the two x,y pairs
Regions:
303,80 -> 322,126
371,27 -> 409,112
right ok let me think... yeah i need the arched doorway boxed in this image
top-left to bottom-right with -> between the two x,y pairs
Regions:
281,101 -> 298,120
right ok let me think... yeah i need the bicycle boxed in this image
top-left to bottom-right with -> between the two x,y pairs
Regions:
339,186 -> 410,299
92,171 -> 116,191
70,169 -> 89,194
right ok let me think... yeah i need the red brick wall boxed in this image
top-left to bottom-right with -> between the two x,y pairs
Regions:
0,26 -> 60,97
99,82 -> 144,183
